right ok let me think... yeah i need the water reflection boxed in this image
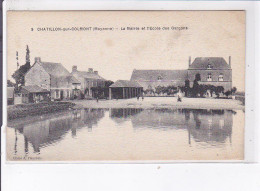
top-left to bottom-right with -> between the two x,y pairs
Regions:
110,108 -> 233,145
8,108 -> 234,156
9,109 -> 105,154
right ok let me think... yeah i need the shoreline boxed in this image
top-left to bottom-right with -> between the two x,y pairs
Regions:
71,97 -> 245,110
7,97 -> 245,121
7,102 -> 75,120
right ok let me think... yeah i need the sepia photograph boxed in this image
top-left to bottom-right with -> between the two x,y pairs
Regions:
6,10 -> 245,161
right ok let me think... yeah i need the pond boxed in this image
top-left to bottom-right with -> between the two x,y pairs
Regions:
6,108 -> 244,161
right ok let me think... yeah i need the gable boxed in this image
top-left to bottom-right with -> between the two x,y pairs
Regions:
189,57 -> 231,70
25,63 -> 50,79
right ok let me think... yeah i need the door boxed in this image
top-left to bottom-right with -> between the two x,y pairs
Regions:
60,90 -> 64,100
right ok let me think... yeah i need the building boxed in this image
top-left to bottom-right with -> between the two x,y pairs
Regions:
7,87 -> 15,105
187,57 -> 232,91
25,57 -> 81,100
71,66 -> 106,98
109,80 -> 143,99
20,85 -> 50,103
130,57 -> 232,94
130,69 -> 187,91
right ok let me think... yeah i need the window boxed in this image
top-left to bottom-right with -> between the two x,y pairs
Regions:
207,64 -> 212,69
207,73 -> 212,81
218,74 -> 224,81
56,90 -> 59,98
158,76 -> 163,80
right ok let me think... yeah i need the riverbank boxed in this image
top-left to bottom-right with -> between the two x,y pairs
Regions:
7,102 -> 75,120
71,97 -> 245,110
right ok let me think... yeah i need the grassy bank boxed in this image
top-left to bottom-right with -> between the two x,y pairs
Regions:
8,102 -> 75,120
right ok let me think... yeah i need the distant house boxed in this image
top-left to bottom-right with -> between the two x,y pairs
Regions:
130,57 -> 232,94
7,87 -> 15,105
21,85 -> 50,103
109,80 -> 143,99
25,57 -> 81,100
71,66 -> 106,98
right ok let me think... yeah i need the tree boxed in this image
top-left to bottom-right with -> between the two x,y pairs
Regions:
192,74 -> 201,97
216,86 -> 224,97
12,45 -> 31,92
231,87 -> 237,95
105,80 -> 114,88
7,80 -> 15,87
184,79 -> 190,97
225,90 -> 232,97
155,86 -> 164,95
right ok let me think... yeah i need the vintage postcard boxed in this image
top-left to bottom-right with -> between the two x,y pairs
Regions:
6,11 -> 245,161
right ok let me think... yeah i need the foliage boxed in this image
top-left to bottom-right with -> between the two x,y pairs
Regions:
105,80 -> 114,87
231,87 -> 237,95
12,45 -> 31,92
90,80 -> 114,98
224,90 -> 232,97
151,85 -> 178,96
7,80 -> 15,87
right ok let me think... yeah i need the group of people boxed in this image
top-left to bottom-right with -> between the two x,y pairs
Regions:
137,94 -> 144,101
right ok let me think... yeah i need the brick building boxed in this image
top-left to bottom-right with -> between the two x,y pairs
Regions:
187,57 -> 232,91
25,57 -> 81,100
130,57 -> 232,94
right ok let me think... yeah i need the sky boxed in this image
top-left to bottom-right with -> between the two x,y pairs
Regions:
7,11 -> 245,91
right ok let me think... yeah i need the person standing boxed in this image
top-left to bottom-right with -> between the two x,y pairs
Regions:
177,90 -> 182,102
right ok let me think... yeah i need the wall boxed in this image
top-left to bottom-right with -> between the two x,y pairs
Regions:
188,69 -> 232,91
137,80 -> 185,90
25,63 -> 51,90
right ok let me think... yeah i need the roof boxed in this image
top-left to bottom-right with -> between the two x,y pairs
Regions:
57,75 -> 80,84
189,57 -> 231,70
7,87 -> 14,99
39,62 -> 70,77
51,75 -> 80,88
110,80 -> 143,88
75,71 -> 106,80
21,85 -> 49,93
130,70 -> 188,81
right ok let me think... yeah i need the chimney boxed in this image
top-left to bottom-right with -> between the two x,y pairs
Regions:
35,57 -> 41,63
229,56 -> 231,67
94,71 -> 98,75
189,56 -> 191,66
72,65 -> 77,72
88,68 -> 93,73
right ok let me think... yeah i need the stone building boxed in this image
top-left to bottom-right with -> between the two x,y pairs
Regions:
71,66 -> 106,98
187,57 -> 232,91
130,57 -> 232,93
130,69 -> 187,91
25,57 -> 81,100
